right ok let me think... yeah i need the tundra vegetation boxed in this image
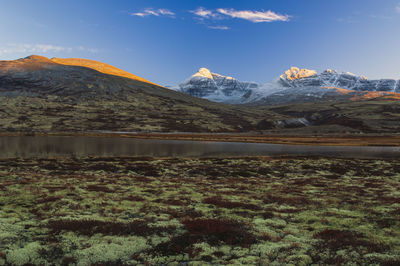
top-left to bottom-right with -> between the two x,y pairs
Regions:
0,156 -> 399,265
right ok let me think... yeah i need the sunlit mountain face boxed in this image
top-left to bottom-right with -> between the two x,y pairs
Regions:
51,57 -> 161,86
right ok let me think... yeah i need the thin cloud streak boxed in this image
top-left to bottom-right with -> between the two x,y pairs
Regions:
216,8 -> 290,23
131,8 -> 175,18
207,25 -> 230,30
0,44 -> 99,55
337,16 -> 358,24
396,3 -> 400,13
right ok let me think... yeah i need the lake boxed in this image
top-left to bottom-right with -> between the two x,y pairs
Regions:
0,136 -> 399,159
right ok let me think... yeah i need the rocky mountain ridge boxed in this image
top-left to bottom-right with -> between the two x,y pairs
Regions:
171,66 -> 400,105
279,67 -> 400,92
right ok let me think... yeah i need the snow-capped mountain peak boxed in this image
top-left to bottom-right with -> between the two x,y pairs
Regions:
170,68 -> 259,103
192,67 -> 236,81
193,67 -> 214,79
280,67 -> 317,81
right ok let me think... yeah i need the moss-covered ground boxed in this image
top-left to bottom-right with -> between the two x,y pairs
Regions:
0,156 -> 399,265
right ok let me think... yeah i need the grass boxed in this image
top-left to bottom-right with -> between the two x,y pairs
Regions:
1,94 -> 400,135
0,156 -> 399,265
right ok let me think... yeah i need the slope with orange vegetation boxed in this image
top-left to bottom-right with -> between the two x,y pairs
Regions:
0,55 -> 54,71
51,57 -> 161,86
350,91 -> 400,101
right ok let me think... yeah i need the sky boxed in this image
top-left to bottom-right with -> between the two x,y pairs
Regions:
1,0 -> 400,85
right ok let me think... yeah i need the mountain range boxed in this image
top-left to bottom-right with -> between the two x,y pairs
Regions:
171,67 -> 400,105
0,55 -> 399,134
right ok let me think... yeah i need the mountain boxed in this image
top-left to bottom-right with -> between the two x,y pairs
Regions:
278,67 -> 400,92
169,68 -> 260,104
1,55 -> 399,134
172,66 -> 400,105
0,55 -> 275,132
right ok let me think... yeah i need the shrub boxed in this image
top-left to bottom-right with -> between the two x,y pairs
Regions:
313,229 -> 386,253
36,195 -> 63,204
86,184 -> 114,193
182,218 -> 256,247
47,219 -> 174,237
203,196 -> 261,211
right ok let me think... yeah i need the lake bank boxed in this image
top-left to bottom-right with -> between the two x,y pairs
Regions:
1,132 -> 400,146
1,136 -> 400,159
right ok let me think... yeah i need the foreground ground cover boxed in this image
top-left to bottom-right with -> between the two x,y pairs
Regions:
0,156 -> 399,265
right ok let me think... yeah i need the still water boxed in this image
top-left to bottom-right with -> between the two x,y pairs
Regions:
0,136 -> 399,159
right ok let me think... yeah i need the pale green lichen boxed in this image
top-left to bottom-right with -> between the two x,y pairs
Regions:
0,157 -> 399,265
72,236 -> 148,266
6,242 -> 45,266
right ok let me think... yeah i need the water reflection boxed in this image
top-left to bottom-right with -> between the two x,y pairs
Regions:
0,136 -> 399,159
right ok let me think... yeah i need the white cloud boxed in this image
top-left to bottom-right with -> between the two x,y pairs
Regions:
208,25 -> 230,30
217,8 -> 290,23
158,9 -> 175,16
190,7 -> 218,19
0,44 -> 99,55
396,3 -> 400,13
131,8 -> 175,18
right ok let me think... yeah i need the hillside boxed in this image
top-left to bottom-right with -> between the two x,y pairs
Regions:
0,55 -> 277,133
51,57 -> 160,86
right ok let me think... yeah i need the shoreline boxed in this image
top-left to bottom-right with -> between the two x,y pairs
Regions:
0,132 -> 400,146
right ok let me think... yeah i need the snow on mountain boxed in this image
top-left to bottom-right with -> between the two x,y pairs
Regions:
278,67 -> 400,92
169,68 -> 260,104
170,66 -> 400,105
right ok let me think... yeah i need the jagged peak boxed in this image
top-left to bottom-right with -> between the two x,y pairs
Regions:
192,67 -> 236,81
323,69 -> 337,74
193,67 -> 214,79
322,69 -> 369,80
280,66 -> 317,81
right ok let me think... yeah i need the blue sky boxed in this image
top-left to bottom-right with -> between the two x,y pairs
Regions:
1,0 -> 400,85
